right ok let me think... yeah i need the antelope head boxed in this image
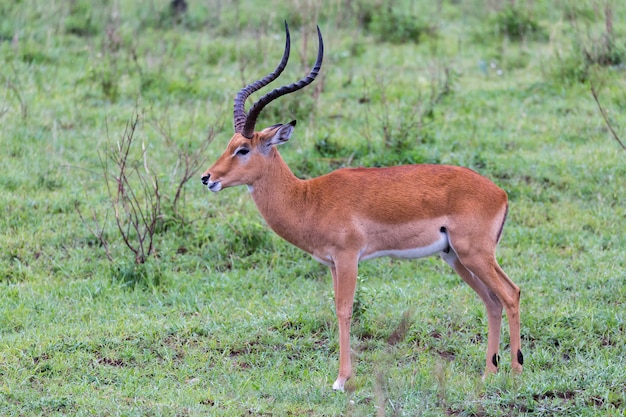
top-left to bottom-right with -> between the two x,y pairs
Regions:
201,22 -> 323,192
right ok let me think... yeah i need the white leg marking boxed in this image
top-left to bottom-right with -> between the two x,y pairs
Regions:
332,378 -> 345,391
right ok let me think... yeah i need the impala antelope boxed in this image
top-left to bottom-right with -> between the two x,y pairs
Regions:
201,23 -> 523,391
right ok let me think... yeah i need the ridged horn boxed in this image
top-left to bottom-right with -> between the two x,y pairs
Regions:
240,25 -> 324,139
233,21 -> 291,136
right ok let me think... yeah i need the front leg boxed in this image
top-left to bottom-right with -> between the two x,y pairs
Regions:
330,252 -> 358,391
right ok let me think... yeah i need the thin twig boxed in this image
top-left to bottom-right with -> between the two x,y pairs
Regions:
150,114 -> 221,219
107,110 -> 162,263
590,82 -> 626,151
74,200 -> 113,262
1,77 -> 27,119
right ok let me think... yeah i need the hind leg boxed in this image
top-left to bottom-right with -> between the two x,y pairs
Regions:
454,249 -> 523,374
494,261 -> 523,373
442,250 -> 503,376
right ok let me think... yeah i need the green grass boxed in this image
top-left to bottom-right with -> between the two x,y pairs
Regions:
1,0 -> 625,415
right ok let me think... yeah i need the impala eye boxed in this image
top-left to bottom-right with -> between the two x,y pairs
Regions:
234,147 -> 250,156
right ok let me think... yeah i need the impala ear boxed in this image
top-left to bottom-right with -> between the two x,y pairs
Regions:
266,120 -> 297,147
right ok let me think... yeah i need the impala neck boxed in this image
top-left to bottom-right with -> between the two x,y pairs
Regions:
247,149 -> 310,249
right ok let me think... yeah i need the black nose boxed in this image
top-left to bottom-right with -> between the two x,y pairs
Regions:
201,174 -> 210,185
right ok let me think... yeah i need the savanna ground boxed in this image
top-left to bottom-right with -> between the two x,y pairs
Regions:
1,0 -> 625,415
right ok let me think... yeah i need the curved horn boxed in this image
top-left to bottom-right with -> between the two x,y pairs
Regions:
233,21 -> 291,135
241,25 -> 324,139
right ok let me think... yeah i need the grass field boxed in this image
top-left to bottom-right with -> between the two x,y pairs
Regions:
1,0 -> 625,415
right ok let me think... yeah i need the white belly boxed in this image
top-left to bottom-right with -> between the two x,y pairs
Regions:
359,231 -> 449,261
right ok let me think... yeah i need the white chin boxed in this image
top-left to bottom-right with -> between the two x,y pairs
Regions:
208,182 -> 222,192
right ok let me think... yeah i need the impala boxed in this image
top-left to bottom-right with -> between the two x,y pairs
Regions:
201,23 -> 523,391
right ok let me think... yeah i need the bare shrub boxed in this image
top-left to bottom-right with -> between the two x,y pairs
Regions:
102,110 -> 161,265
76,106 -> 219,271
